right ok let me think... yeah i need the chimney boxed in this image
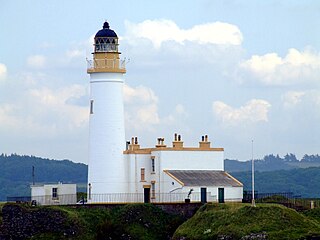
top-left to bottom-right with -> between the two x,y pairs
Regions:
129,136 -> 140,151
156,137 -> 167,148
199,135 -> 211,149
172,133 -> 183,148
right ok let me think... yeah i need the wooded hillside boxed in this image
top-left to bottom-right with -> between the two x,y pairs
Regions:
0,154 -> 87,201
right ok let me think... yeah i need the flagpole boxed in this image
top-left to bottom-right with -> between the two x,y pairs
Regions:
252,139 -> 256,207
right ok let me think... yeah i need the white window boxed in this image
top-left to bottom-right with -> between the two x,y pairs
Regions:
140,168 -> 145,181
90,100 -> 94,114
151,158 -> 155,173
151,181 -> 155,199
52,188 -> 58,199
88,183 -> 92,200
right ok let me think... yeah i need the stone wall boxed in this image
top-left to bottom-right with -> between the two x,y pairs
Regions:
0,202 -> 201,239
0,204 -> 80,240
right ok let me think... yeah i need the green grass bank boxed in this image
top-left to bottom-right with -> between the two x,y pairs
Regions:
3,203 -> 320,239
173,203 -> 320,240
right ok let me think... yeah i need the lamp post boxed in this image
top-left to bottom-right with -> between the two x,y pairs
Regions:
252,139 -> 256,207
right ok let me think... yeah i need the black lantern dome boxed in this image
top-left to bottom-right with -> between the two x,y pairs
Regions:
95,21 -> 118,38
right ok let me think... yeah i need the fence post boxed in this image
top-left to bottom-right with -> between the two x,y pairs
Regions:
311,201 -> 314,209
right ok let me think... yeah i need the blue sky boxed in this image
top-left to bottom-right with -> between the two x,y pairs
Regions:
0,1 -> 319,163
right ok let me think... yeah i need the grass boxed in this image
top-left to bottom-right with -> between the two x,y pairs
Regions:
3,202 -> 320,239
173,203 -> 320,240
0,203 -> 184,240
0,202 -> 5,225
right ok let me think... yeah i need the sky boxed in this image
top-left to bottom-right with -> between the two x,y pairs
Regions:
0,1 -> 320,163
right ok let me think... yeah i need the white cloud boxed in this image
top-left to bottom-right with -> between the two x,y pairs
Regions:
123,84 -> 188,131
0,63 -> 7,81
27,55 -> 46,68
240,48 -> 320,86
0,104 -> 19,127
124,84 -> 160,130
0,84 -> 88,138
212,99 -> 271,125
66,49 -> 84,59
28,84 -> 88,129
282,91 -> 306,108
282,90 -> 320,109
124,84 -> 158,104
124,19 -> 243,48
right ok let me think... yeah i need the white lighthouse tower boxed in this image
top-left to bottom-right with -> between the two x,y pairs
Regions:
87,21 -> 127,202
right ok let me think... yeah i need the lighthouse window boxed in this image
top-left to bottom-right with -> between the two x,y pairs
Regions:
151,158 -> 155,173
90,100 -> 94,114
151,182 -> 155,199
140,168 -> 145,181
52,188 -> 58,199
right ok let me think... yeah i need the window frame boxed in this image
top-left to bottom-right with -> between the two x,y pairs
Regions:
140,168 -> 145,182
52,187 -> 58,199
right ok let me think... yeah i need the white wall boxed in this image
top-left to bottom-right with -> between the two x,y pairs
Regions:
126,153 -> 151,194
31,186 -> 45,197
224,186 -> 243,202
88,72 -> 127,198
31,184 -> 77,205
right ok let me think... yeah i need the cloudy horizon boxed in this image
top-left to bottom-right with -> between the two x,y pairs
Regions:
1,1 -> 319,163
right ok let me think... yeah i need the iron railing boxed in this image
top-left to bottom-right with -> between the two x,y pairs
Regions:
7,192 -> 244,205
86,58 -> 126,71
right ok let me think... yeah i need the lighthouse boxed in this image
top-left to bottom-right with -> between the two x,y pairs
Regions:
87,21 -> 127,202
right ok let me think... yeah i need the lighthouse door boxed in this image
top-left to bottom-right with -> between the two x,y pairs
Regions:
144,187 -> 150,203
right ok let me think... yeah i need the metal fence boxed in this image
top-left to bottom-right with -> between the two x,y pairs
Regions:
88,192 -> 207,204
7,194 -> 77,206
243,191 -> 320,211
243,191 -> 295,202
7,192 -> 243,205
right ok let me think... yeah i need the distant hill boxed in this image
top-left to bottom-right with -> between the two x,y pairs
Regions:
0,154 -> 87,201
225,153 -> 320,172
225,154 -> 320,198
231,167 -> 320,198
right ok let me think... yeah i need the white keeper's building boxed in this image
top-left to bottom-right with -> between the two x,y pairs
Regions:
86,22 -> 243,204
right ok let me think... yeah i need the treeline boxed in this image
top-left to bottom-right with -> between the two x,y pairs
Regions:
225,154 -> 320,173
232,167 -> 320,198
0,154 -> 87,201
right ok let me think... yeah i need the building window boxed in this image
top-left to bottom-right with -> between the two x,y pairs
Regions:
151,158 -> 155,173
90,100 -> 94,114
52,188 -> 58,199
88,183 -> 92,200
151,181 -> 155,199
140,168 -> 145,181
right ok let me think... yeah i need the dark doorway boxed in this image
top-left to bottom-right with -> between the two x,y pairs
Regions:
144,188 -> 150,203
201,188 -> 207,203
218,188 -> 224,203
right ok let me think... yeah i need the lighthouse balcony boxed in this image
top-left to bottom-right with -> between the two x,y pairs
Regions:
87,58 -> 126,73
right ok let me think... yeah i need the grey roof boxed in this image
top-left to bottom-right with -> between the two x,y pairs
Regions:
165,170 -> 243,187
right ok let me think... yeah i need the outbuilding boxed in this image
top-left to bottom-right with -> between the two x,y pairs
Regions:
31,183 -> 76,205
